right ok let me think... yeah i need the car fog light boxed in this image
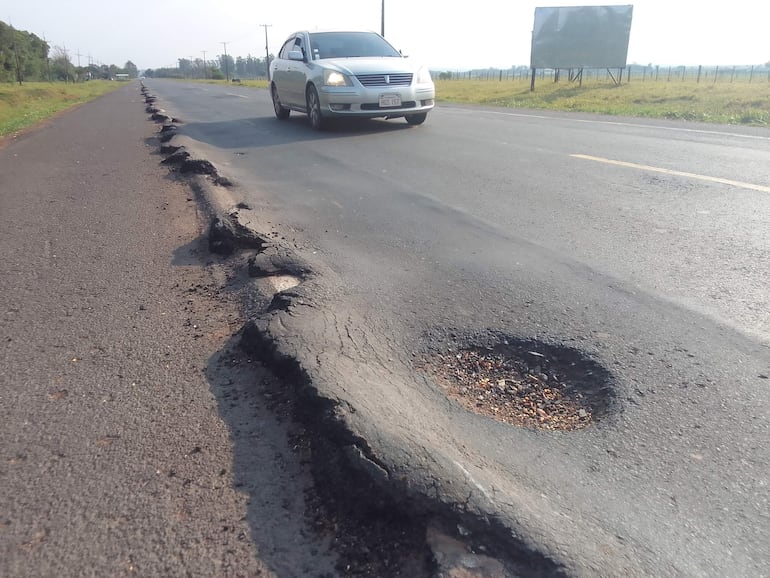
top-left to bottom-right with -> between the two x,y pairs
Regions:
329,103 -> 350,111
422,99 -> 434,106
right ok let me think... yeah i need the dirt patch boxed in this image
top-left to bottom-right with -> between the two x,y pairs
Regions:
419,340 -> 614,431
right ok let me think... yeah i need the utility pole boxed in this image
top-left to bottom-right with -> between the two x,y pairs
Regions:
11,42 -> 23,85
260,24 -> 272,80
381,0 -> 385,37
220,41 -> 230,82
201,50 -> 207,79
42,34 -> 52,82
8,22 -> 22,85
63,45 -> 70,83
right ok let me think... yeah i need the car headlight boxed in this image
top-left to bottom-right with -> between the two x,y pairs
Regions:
416,67 -> 433,84
323,69 -> 352,87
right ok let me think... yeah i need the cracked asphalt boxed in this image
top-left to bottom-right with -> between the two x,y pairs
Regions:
2,78 -> 768,577
0,85 -> 339,577
143,79 -> 770,577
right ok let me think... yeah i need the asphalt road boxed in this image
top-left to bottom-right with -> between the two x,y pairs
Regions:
143,79 -> 770,576
0,86 -> 338,577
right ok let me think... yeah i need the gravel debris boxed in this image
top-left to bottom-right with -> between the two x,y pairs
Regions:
420,346 -> 606,431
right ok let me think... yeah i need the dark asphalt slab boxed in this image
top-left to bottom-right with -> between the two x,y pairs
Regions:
0,84 -> 337,577
141,79 -> 770,576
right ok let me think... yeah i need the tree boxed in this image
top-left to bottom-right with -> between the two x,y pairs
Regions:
123,60 -> 138,78
50,46 -> 73,82
218,53 -> 234,80
235,56 -> 246,78
0,21 -> 50,83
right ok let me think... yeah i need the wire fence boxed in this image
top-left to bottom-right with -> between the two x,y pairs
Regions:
439,65 -> 770,84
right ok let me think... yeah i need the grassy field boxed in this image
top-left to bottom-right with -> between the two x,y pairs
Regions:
199,75 -> 769,127
434,77 -> 770,126
4,76 -> 766,135
0,81 -> 123,137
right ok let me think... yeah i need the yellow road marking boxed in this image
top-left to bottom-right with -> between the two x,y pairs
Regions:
571,154 -> 770,193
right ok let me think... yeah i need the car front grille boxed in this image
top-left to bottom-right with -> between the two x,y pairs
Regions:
356,73 -> 413,87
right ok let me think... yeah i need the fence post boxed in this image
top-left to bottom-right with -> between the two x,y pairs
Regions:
697,65 -> 702,83
750,65 -> 754,83
714,66 -> 719,84
731,66 -> 736,83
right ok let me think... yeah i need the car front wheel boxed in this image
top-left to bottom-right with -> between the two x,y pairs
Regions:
271,85 -> 290,120
405,112 -> 428,126
306,85 -> 326,131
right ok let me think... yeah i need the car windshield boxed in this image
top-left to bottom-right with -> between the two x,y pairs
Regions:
308,32 -> 401,60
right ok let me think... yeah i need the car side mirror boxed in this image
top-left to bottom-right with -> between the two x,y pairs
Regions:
288,50 -> 304,61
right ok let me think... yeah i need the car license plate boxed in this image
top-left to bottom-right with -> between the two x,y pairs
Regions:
379,93 -> 401,107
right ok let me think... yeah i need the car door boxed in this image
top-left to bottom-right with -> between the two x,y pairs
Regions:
282,35 -> 309,109
273,35 -> 308,108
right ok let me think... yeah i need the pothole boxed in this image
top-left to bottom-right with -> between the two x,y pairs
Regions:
419,339 -> 614,431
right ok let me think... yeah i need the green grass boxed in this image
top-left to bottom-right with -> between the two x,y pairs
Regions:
434,78 -> 770,126
162,76 -> 770,127
177,78 -> 270,89
0,81 -> 123,137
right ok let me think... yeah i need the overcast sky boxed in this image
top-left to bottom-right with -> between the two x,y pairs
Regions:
6,1 -> 769,70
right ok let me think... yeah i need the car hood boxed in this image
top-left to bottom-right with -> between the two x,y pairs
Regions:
319,57 -> 422,75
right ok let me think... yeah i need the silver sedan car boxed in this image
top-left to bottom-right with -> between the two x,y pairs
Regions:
269,30 -> 435,130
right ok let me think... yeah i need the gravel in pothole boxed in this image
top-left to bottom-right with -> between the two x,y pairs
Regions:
420,342 -> 612,431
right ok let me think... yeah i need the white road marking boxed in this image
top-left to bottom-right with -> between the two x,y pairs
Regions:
226,93 -> 249,99
571,154 -> 770,193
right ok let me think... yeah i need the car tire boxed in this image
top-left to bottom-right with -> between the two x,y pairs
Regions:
271,84 -> 290,120
405,112 -> 428,126
306,85 -> 326,131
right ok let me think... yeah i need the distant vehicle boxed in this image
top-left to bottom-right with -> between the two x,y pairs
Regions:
269,30 -> 435,130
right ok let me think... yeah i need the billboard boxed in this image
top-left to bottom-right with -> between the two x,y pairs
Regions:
531,5 -> 633,69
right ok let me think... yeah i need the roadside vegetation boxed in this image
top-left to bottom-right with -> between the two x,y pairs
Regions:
0,81 -> 123,137
188,75 -> 769,127
1,19 -> 137,137
434,77 -> 770,126
4,72 -> 767,139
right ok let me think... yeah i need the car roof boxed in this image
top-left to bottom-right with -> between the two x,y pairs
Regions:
293,29 -> 381,36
